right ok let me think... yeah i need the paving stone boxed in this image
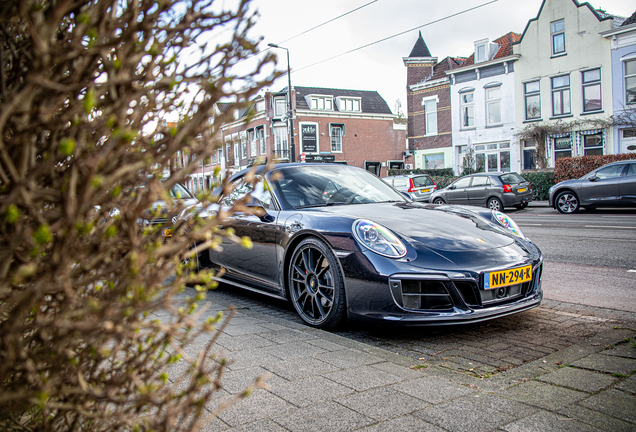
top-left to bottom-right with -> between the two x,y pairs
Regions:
558,404 -> 636,432
262,356 -> 340,381
572,353 -> 636,376
193,415 -> 229,432
269,375 -> 353,407
263,340 -> 327,360
272,401 -> 373,432
390,377 -> 476,404
370,361 -> 424,380
305,338 -> 348,352
220,323 -> 271,337
325,365 -> 404,391
314,348 -> 383,369
579,389 -> 636,424
214,390 -> 294,427
465,393 -> 539,419
224,419 -> 287,432
614,374 -> 636,394
216,333 -> 276,352
336,387 -> 426,421
535,366 -> 617,393
223,348 -> 282,371
259,329 -> 318,344
501,410 -> 601,432
220,366 -> 286,394
356,415 -> 446,432
600,343 -> 636,360
499,381 -> 588,410
413,397 -> 516,432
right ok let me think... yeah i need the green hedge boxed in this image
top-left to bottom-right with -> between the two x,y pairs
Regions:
554,154 -> 636,183
520,171 -> 555,201
432,176 -> 457,190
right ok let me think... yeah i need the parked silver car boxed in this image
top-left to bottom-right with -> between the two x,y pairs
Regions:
430,172 -> 533,211
383,174 -> 437,202
549,160 -> 636,214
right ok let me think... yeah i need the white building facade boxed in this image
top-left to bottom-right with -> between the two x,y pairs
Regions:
448,33 -> 521,174
513,0 -> 619,168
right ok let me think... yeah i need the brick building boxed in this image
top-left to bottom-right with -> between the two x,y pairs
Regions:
404,32 -> 464,170
211,86 -> 406,178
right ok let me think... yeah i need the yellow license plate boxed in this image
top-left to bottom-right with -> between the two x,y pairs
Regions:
163,229 -> 172,237
518,187 -> 527,193
421,188 -> 430,193
484,265 -> 532,290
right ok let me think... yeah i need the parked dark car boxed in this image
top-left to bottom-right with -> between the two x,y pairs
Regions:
138,182 -> 198,239
382,174 -> 437,202
430,172 -> 533,211
195,164 -> 543,329
549,160 -> 636,214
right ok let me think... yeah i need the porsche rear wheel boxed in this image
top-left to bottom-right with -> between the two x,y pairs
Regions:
288,238 -> 346,330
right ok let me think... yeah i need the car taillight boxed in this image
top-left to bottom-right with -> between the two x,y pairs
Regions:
431,178 -> 437,186
408,178 -> 415,193
502,184 -> 512,193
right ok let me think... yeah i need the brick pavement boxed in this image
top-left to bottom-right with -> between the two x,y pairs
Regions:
156,284 -> 636,431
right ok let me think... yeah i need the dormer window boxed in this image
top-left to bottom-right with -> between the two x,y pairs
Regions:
273,97 -> 286,117
309,95 -> 333,110
337,97 -> 361,112
475,38 -> 488,63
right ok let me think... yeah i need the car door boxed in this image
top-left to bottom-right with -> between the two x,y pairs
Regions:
209,176 -> 281,288
467,175 -> 490,207
619,163 -> 636,206
579,164 -> 624,206
444,177 -> 471,205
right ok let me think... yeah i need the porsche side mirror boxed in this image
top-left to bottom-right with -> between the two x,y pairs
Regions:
246,198 -> 275,222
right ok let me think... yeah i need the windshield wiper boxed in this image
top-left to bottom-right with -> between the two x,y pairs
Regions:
293,202 -> 347,209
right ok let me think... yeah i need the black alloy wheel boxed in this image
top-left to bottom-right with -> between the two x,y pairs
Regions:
433,198 -> 445,204
555,190 -> 580,214
487,197 -> 503,211
289,238 -> 346,329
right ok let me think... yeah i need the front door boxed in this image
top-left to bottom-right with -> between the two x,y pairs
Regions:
467,175 -> 491,207
445,176 -> 471,205
619,163 -> 636,206
579,164 -> 624,206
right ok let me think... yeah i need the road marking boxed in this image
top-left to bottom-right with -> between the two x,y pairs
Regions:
584,225 -> 636,229
628,270 -> 636,273
519,223 -> 543,226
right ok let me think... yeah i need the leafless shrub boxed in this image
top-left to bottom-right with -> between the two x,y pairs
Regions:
0,0 -> 278,430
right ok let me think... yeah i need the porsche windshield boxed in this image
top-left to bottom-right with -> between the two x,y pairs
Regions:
271,165 -> 407,209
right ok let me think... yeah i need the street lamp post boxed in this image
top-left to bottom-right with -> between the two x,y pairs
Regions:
268,43 -> 295,163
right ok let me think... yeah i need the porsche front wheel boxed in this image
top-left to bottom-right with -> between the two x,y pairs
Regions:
288,238 -> 347,330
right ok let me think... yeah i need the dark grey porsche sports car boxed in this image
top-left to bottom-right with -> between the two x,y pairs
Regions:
198,163 -> 543,329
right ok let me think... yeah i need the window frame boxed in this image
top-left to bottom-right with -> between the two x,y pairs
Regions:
460,91 -> 475,129
485,86 -> 502,126
551,19 -> 566,56
553,136 -> 572,160
524,80 -> 541,120
257,126 -> 266,155
422,97 -> 438,136
583,133 -> 603,156
551,74 -> 571,117
625,59 -> 636,105
330,125 -> 343,152
274,97 -> 287,117
581,68 -> 602,113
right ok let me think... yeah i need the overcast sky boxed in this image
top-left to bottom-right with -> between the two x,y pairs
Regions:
234,0 -> 634,114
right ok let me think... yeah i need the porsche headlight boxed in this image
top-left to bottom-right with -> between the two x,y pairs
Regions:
353,219 -> 407,258
492,211 -> 525,239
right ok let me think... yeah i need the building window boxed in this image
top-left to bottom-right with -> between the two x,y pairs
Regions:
486,86 -> 501,126
554,136 -> 572,160
476,43 -> 487,63
311,96 -> 333,110
234,143 -> 240,165
523,140 -> 537,170
248,130 -> 257,157
582,69 -> 601,112
338,98 -> 361,112
273,126 -> 288,159
551,75 -> 571,117
218,148 -> 223,163
258,127 -> 266,154
551,19 -> 565,56
473,142 -> 510,172
625,59 -> 636,105
524,81 -> 541,120
460,92 -> 474,128
330,125 -> 343,152
422,98 -> 437,135
274,97 -> 286,117
241,135 -> 247,159
424,154 -> 444,169
583,133 -> 603,156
